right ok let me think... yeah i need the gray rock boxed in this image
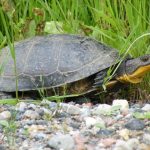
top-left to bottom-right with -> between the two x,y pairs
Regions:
16,102 -> 27,112
97,129 -> 114,137
113,140 -> 131,150
92,104 -> 112,115
80,107 -> 91,117
49,102 -> 58,110
61,103 -> 81,115
112,99 -> 129,112
0,145 -> 5,150
125,119 -> 145,130
84,117 -> 96,128
28,104 -> 37,110
119,129 -> 130,140
84,117 -> 105,129
0,111 -> 11,120
142,133 -> 150,145
142,104 -> 150,111
24,110 -> 40,120
127,138 -> 139,149
34,132 -> 47,140
48,134 -> 75,150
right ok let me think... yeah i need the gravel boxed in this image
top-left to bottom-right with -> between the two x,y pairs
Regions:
0,99 -> 150,150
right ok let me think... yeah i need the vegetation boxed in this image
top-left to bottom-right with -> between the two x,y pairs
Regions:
0,0 -> 149,99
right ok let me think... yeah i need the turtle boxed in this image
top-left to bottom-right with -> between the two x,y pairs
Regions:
0,34 -> 150,98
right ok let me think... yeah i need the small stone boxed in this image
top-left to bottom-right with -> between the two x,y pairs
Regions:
84,117 -> 105,129
28,124 -> 47,137
142,104 -> 150,111
48,134 -> 75,150
24,110 -> 40,119
0,111 -> 11,120
97,129 -> 114,137
142,133 -> 150,145
34,132 -> 47,140
125,119 -> 145,130
112,99 -> 129,113
0,145 -> 5,150
42,108 -> 52,116
61,104 -> 81,115
73,133 -> 86,150
113,140 -> 130,150
115,114 -> 124,120
139,143 -> 150,150
49,102 -> 58,110
70,121 -> 80,129
84,117 -> 96,128
99,138 -> 116,148
36,109 -> 44,116
119,129 -> 130,140
80,107 -> 91,116
127,138 -> 139,149
16,102 -> 27,112
28,104 -> 36,110
92,104 -> 112,115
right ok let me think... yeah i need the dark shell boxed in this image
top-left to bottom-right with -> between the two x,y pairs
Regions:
0,34 -> 118,91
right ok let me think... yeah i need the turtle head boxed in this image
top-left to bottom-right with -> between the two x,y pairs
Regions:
117,54 -> 150,83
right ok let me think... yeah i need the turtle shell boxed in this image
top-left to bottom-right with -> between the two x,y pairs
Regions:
0,34 -> 118,92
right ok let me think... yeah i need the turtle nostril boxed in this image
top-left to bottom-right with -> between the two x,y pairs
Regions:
140,55 -> 149,62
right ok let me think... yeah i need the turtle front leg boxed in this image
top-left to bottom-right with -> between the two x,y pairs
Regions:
93,69 -> 108,88
93,69 -> 119,90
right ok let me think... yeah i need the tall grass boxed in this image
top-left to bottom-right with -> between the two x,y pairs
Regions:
0,0 -> 149,97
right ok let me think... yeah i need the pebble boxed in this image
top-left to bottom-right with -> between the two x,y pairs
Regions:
142,104 -> 150,111
84,117 -> 97,128
113,140 -> 131,150
61,103 -> 81,115
84,117 -> 105,129
142,133 -> 150,145
119,129 -> 130,140
80,107 -> 91,116
127,138 -> 139,149
47,134 -> 75,150
23,110 -> 40,119
16,102 -> 27,112
125,119 -> 145,130
112,99 -> 129,112
97,129 -> 114,137
92,104 -> 112,115
0,111 -> 11,120
99,138 -> 116,148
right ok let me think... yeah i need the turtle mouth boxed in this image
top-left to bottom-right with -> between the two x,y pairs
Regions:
117,64 -> 150,84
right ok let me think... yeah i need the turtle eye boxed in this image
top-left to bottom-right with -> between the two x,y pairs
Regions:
140,55 -> 149,62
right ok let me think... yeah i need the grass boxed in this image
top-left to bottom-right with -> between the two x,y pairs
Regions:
0,0 -> 150,100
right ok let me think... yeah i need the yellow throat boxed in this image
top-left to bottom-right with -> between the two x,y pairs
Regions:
117,65 -> 150,84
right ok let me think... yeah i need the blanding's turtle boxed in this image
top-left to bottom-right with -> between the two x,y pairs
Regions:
0,34 -> 150,96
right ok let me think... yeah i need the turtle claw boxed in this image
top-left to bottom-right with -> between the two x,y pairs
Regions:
93,69 -> 108,88
93,80 -> 104,88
